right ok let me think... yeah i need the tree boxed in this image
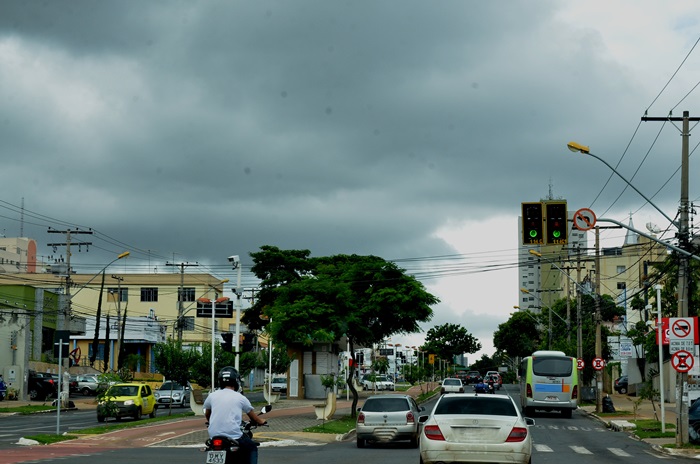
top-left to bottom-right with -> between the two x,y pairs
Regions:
244,246 -> 438,416
153,338 -> 199,387
420,323 -> 481,361
493,312 -> 540,358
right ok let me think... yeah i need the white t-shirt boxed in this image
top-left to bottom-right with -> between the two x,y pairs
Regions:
203,388 -> 254,439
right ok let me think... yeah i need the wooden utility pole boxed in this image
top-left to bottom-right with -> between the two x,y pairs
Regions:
166,261 -> 198,341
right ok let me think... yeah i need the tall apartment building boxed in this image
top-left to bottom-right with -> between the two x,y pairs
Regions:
0,237 -> 38,273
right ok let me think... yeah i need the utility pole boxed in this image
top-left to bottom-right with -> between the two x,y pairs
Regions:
111,275 -> 124,371
595,226 -> 602,414
166,261 -> 198,341
576,247 -> 583,361
47,228 -> 93,332
642,110 -> 698,445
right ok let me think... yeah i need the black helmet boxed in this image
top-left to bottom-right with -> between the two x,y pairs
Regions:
218,366 -> 241,390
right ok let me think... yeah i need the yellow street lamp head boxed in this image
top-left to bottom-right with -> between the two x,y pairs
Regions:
567,141 -> 590,154
528,249 -> 541,257
117,251 -> 130,260
520,288 -> 530,294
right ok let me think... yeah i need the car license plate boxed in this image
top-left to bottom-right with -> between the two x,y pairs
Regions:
206,451 -> 226,464
545,396 -> 559,401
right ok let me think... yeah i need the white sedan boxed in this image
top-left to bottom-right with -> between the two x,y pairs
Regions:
419,393 -> 535,464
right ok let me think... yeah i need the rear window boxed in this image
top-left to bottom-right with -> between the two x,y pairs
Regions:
435,396 -> 517,416
362,397 -> 410,412
532,356 -> 573,377
443,379 -> 461,386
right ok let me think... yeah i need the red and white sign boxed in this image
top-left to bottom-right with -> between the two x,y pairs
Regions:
577,358 -> 584,370
671,350 -> 695,373
573,208 -> 596,231
656,317 -> 699,345
592,357 -> 605,371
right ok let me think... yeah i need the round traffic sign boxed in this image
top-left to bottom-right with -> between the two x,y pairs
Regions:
592,357 -> 605,371
672,319 -> 693,339
672,350 -> 694,373
573,208 -> 596,231
577,358 -> 584,370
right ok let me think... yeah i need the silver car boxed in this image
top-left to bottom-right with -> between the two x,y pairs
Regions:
356,394 -> 424,448
75,374 -> 101,396
419,393 -> 535,464
154,381 -> 191,409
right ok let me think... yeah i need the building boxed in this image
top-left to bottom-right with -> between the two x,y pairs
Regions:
0,237 -> 38,274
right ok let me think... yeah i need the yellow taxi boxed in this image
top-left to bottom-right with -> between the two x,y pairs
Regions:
97,382 -> 156,422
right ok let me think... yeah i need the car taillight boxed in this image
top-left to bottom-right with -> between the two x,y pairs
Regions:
211,438 -> 225,450
526,383 -> 533,398
423,425 -> 445,441
506,427 -> 528,442
357,412 -> 365,425
572,385 -> 578,399
406,411 -> 415,424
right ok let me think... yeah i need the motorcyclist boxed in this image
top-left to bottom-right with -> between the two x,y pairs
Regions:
486,374 -> 496,393
204,367 -> 267,464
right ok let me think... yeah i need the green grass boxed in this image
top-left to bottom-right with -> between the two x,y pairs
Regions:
0,404 -> 56,414
304,415 -> 356,434
629,419 -> 676,439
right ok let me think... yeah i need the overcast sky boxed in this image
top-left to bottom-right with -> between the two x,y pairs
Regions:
1,1 -> 699,362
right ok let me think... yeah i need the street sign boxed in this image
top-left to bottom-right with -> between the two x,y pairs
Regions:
620,338 -> 634,357
577,358 -> 584,370
573,208 -> 596,231
672,350 -> 695,373
196,300 -> 234,318
592,357 -> 605,371
669,317 -> 696,354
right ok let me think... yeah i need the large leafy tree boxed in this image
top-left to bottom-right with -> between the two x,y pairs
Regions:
421,323 -> 481,361
243,245 -> 438,415
493,311 -> 540,358
153,338 -> 199,387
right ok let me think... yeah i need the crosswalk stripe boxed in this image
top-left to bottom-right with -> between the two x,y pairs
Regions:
609,448 -> 632,457
571,445 -> 593,454
534,444 -> 553,452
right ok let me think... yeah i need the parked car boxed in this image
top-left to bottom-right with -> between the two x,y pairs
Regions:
97,382 -> 156,421
614,375 -> 628,394
356,394 -> 425,448
440,378 -> 464,395
27,371 -> 57,401
270,377 -> 288,394
361,374 -> 395,391
419,393 -> 535,464
688,397 -> 700,444
75,374 -> 101,396
154,381 -> 191,409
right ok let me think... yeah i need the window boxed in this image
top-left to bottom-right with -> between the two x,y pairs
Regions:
141,287 -> 158,302
179,287 -> 195,302
107,288 -> 128,302
616,265 -> 626,274
182,316 -> 195,331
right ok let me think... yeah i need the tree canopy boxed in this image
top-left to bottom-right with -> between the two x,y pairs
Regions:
420,323 -> 481,361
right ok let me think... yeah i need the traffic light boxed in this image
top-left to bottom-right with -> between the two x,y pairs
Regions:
521,202 -> 544,245
221,332 -> 233,352
545,201 -> 568,245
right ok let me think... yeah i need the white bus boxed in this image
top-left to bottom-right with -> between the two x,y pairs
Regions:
519,350 -> 578,418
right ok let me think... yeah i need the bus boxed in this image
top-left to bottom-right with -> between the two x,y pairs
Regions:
519,350 -> 578,418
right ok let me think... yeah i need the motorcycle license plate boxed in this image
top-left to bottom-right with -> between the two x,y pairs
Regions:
206,451 -> 226,464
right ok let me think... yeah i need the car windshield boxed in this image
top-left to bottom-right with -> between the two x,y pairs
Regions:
362,397 -> 410,412
160,382 -> 184,390
272,378 -> 286,384
435,396 -> 517,416
109,385 -> 139,397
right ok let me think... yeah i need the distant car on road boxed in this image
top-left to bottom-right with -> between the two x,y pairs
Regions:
464,371 -> 482,384
440,378 -> 464,395
98,382 -> 156,421
270,377 -> 287,394
362,374 -> 395,391
154,381 -> 190,409
28,371 -> 57,401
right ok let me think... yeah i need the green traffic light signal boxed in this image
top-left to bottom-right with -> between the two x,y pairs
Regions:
529,229 -> 538,238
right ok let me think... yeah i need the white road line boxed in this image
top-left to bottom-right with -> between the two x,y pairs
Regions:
609,448 -> 632,457
534,444 -> 553,452
570,445 -> 593,454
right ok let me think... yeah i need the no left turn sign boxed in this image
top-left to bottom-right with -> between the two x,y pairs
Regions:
577,358 -> 584,370
573,208 -> 596,231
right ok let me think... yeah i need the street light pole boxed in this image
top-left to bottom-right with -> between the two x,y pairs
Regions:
595,226 -> 602,414
230,256 -> 243,371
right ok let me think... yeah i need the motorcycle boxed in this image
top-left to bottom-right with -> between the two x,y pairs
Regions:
204,405 -> 271,464
487,381 -> 495,394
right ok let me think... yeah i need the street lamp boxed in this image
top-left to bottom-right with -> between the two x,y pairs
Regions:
566,141 -> 677,227
229,255 -> 242,371
198,279 -> 229,391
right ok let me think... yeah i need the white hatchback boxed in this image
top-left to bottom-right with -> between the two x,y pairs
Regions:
440,378 -> 464,394
419,393 -> 535,464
